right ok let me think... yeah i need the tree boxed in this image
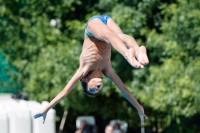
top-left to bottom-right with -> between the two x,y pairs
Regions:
129,0 -> 200,131
1,0 -> 200,132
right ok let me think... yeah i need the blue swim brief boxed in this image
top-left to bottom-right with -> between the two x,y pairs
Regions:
85,15 -> 111,37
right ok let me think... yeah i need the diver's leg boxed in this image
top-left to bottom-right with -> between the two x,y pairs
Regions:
87,18 -> 143,68
106,19 -> 149,65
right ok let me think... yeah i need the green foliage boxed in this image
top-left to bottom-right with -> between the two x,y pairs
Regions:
130,0 -> 200,130
1,0 -> 200,132
144,0 -> 200,116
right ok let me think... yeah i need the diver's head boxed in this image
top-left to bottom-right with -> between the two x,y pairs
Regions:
80,70 -> 103,97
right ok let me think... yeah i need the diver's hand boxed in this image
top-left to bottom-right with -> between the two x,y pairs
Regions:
33,110 -> 48,124
138,106 -> 148,121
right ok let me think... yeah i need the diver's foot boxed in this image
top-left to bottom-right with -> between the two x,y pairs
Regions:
126,48 -> 144,68
136,46 -> 149,65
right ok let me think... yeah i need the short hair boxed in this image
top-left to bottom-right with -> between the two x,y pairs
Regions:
80,71 -> 97,97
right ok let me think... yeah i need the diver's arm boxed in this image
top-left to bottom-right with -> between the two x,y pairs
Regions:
44,68 -> 83,111
107,69 -> 147,119
33,68 -> 84,123
39,54 -> 88,113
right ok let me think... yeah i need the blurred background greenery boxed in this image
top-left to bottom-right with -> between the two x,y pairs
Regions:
0,0 -> 200,132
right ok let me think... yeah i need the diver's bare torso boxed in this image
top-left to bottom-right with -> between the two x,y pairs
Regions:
80,34 -> 111,75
